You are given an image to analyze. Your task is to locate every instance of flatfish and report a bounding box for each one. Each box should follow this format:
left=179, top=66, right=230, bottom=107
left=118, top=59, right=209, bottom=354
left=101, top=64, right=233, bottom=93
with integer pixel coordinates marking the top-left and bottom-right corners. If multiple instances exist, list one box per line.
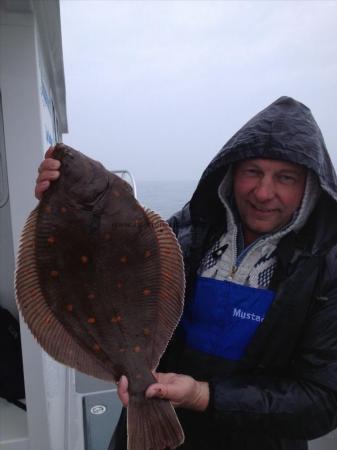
left=15, top=144, right=185, bottom=450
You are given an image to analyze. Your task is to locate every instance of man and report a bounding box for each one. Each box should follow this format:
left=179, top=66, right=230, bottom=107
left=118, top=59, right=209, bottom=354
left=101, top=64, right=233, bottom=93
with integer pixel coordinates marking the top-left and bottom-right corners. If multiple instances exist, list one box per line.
left=36, top=97, right=337, bottom=449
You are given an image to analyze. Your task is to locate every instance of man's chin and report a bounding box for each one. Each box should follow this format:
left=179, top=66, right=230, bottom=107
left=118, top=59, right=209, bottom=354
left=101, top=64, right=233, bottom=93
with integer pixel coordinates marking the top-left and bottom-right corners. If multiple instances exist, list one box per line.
left=246, top=221, right=279, bottom=236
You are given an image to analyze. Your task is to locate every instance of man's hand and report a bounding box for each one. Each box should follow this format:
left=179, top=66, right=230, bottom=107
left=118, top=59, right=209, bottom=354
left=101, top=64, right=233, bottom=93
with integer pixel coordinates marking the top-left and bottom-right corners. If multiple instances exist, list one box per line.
left=35, top=146, right=61, bottom=199
left=117, top=373, right=209, bottom=412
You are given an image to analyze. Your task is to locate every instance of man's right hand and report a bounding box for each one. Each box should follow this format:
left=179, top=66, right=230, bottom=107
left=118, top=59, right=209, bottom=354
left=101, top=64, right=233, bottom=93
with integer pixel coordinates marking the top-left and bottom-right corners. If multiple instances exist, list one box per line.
left=117, top=372, right=209, bottom=411
left=35, top=146, right=61, bottom=200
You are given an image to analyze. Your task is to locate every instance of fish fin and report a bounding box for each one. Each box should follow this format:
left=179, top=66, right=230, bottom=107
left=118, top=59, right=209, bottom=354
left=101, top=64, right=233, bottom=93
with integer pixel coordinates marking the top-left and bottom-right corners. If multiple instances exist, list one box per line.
left=144, top=209, right=185, bottom=369
left=15, top=208, right=114, bottom=381
left=127, top=397, right=184, bottom=450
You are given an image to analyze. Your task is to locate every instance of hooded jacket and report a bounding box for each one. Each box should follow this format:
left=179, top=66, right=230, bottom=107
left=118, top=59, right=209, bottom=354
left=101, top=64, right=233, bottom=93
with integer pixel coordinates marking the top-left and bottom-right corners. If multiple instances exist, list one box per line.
left=111, top=97, right=337, bottom=450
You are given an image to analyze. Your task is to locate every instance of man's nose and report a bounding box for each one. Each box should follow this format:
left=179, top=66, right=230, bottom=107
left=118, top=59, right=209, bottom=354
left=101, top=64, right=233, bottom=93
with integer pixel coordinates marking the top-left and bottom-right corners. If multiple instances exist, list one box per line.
left=253, top=178, right=275, bottom=202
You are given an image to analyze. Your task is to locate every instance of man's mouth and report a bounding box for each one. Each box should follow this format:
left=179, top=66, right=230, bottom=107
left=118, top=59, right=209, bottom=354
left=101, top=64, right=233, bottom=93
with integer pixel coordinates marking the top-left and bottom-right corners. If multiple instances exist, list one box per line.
left=250, top=203, right=278, bottom=213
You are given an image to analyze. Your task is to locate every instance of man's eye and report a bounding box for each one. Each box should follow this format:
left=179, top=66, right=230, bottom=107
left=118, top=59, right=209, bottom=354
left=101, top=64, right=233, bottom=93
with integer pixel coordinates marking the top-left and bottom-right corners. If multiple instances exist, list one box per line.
left=244, top=169, right=259, bottom=177
left=278, top=175, right=296, bottom=184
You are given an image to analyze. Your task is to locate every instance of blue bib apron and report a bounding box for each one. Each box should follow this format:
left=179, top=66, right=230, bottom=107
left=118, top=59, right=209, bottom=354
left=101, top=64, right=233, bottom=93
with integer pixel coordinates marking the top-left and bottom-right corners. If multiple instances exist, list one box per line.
left=180, top=276, right=275, bottom=361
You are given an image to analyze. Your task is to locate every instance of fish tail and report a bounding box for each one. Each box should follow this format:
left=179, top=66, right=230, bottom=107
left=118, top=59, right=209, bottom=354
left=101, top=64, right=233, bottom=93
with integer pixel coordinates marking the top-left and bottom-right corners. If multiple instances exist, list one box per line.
left=127, top=397, right=184, bottom=450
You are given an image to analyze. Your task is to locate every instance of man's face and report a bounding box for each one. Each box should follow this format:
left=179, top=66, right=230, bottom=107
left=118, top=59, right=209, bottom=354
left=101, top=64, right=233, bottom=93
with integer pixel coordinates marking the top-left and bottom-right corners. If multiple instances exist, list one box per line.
left=233, top=159, right=307, bottom=244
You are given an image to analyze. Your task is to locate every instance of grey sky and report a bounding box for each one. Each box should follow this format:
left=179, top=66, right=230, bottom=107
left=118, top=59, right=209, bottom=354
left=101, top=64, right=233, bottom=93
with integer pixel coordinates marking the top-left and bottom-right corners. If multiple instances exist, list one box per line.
left=60, top=0, right=337, bottom=182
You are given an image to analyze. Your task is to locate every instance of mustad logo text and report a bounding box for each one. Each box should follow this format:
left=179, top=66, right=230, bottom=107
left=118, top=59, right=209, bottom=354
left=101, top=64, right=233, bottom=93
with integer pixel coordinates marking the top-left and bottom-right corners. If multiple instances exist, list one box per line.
left=233, top=308, right=264, bottom=323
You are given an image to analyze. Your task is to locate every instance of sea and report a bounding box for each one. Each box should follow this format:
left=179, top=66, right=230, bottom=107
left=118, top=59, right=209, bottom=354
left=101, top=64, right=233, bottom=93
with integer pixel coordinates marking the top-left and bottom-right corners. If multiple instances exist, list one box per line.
left=136, top=180, right=198, bottom=220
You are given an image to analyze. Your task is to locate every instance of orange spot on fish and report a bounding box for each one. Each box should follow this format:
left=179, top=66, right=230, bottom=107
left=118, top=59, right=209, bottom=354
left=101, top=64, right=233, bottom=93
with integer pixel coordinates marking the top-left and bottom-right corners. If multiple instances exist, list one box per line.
left=93, top=344, right=100, bottom=352
left=50, top=270, right=59, bottom=278
left=133, top=346, right=141, bottom=353
left=88, top=293, right=96, bottom=300
left=47, top=236, right=56, bottom=245
left=143, top=289, right=151, bottom=296
left=87, top=317, right=96, bottom=324
left=60, top=207, right=67, bottom=213
left=81, top=255, right=89, bottom=264
left=143, top=328, right=150, bottom=336
left=120, top=256, right=127, bottom=263
left=144, top=250, right=151, bottom=258
left=66, top=304, right=73, bottom=312
left=111, top=315, right=122, bottom=323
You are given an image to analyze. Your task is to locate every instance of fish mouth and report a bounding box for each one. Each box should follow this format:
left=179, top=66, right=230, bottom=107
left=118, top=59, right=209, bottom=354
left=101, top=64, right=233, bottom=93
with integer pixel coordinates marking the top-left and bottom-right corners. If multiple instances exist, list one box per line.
left=62, top=162, right=110, bottom=209
left=71, top=179, right=110, bottom=211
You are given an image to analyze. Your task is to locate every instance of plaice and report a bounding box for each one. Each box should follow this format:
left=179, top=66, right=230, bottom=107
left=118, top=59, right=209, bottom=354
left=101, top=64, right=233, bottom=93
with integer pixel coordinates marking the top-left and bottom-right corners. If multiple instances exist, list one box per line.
left=15, top=144, right=185, bottom=450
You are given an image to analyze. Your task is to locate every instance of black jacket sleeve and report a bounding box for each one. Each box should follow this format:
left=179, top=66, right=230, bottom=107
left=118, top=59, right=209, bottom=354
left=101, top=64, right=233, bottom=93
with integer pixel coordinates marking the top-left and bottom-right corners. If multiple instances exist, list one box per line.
left=209, top=374, right=337, bottom=440
left=209, top=248, right=337, bottom=440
